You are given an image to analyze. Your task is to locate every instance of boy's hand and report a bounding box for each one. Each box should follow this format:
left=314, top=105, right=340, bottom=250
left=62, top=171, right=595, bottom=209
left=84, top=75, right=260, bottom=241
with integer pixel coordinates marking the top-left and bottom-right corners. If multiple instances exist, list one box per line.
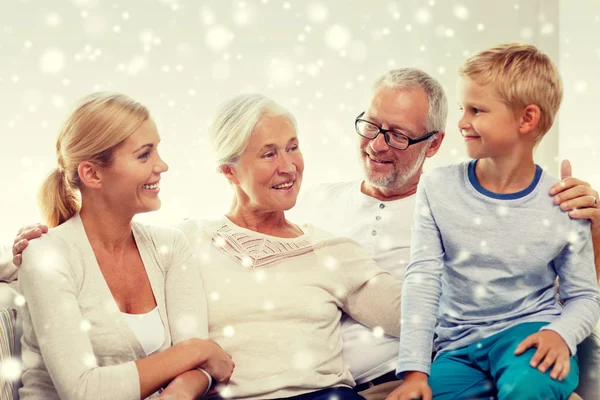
left=550, top=159, right=599, bottom=235
left=385, top=371, right=431, bottom=400
left=12, top=223, right=48, bottom=266
left=514, top=330, right=571, bottom=381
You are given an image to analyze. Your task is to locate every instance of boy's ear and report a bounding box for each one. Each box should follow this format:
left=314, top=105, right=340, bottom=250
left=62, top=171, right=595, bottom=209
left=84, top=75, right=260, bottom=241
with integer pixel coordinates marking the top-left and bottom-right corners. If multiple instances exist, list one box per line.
left=78, top=161, right=103, bottom=189
left=519, top=104, right=541, bottom=136
left=220, top=164, right=240, bottom=185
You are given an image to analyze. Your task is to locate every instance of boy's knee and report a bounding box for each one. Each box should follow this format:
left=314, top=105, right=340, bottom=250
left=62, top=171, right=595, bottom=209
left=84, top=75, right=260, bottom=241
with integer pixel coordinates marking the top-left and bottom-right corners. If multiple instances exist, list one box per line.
left=498, top=368, right=577, bottom=400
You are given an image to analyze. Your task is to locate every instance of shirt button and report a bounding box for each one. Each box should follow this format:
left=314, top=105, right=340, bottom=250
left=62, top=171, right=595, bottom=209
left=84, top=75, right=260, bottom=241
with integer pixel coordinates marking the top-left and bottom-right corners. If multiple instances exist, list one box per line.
left=371, top=230, right=377, bottom=236
left=376, top=216, right=381, bottom=221
left=379, top=203, right=385, bottom=209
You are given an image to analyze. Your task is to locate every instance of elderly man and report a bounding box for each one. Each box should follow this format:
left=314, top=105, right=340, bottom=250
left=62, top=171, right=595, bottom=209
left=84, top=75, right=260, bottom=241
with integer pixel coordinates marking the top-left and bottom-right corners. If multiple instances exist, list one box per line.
left=293, top=68, right=600, bottom=400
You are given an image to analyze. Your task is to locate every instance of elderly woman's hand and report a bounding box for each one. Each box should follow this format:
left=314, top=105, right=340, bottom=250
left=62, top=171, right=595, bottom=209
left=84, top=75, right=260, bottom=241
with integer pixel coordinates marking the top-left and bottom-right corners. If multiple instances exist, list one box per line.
left=550, top=160, right=599, bottom=235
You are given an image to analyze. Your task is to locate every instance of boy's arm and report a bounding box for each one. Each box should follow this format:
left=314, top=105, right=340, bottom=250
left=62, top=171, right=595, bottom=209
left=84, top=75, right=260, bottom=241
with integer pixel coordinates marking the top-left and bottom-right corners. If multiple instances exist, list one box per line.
left=397, top=179, right=445, bottom=377
left=542, top=218, right=600, bottom=355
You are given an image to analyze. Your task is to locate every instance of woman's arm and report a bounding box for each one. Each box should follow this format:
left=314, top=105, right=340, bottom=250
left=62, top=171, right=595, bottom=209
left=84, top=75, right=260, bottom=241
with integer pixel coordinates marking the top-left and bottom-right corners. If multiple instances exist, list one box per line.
left=19, top=237, right=214, bottom=400
left=158, top=228, right=234, bottom=396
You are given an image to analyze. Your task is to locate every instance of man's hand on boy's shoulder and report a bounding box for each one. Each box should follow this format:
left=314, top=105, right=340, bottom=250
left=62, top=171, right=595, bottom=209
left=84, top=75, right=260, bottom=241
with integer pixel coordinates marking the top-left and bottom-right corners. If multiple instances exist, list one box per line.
left=550, top=159, right=599, bottom=235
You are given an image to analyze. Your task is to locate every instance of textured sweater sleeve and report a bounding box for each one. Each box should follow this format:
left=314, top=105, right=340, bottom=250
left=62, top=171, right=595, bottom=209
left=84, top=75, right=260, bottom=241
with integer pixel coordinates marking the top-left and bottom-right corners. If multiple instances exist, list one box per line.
left=161, top=228, right=209, bottom=343
left=397, top=178, right=444, bottom=377
left=321, top=236, right=402, bottom=337
left=19, top=237, right=140, bottom=400
left=0, top=244, right=19, bottom=283
left=542, top=218, right=600, bottom=355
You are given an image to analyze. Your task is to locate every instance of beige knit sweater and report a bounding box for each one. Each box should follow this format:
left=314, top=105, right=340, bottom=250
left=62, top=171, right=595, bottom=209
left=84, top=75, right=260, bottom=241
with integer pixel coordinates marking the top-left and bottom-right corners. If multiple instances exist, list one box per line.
left=178, top=217, right=402, bottom=400
left=18, top=214, right=208, bottom=400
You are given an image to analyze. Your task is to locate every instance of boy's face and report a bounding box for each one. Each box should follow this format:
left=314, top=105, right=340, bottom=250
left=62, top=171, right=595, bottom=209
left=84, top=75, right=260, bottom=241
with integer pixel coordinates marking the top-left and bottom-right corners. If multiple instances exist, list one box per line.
left=456, top=77, right=521, bottom=159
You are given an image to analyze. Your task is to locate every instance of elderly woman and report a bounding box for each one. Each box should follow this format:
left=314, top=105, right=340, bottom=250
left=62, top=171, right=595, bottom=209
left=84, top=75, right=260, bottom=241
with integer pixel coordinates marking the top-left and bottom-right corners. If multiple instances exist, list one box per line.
left=162, top=94, right=401, bottom=400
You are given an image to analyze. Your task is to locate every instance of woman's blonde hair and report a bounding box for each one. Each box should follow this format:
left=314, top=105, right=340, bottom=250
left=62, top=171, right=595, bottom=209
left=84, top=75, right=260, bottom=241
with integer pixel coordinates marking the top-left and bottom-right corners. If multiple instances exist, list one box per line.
left=40, top=92, right=149, bottom=227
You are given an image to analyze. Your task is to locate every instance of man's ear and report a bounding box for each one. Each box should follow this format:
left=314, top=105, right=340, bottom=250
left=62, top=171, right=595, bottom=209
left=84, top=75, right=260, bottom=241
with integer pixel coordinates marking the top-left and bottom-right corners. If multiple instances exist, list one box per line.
left=425, top=132, right=445, bottom=158
left=220, top=164, right=240, bottom=185
left=78, top=161, right=103, bottom=189
left=519, top=104, right=541, bottom=136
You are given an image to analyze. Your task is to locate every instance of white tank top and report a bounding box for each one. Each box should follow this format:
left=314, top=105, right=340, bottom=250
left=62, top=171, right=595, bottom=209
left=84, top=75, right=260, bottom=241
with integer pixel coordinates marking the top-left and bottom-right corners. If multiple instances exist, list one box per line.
left=121, top=307, right=165, bottom=355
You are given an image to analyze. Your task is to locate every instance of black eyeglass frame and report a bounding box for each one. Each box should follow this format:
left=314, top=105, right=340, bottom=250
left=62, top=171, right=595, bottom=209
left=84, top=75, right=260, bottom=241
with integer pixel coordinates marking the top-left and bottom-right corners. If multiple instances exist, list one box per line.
left=355, top=111, right=439, bottom=150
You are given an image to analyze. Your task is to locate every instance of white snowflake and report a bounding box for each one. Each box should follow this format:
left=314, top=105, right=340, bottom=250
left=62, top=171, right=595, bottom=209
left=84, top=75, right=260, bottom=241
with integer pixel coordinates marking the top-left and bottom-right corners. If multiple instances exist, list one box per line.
left=541, top=22, right=555, bottom=35
left=574, top=80, right=588, bottom=95
left=324, top=25, right=351, bottom=50
left=263, top=300, right=274, bottom=311
left=39, top=48, right=66, bottom=75
left=45, top=12, right=62, bottom=27
left=210, top=291, right=220, bottom=301
left=205, top=25, right=234, bottom=51
left=324, top=255, right=339, bottom=270
left=453, top=5, right=470, bottom=20
left=80, top=319, right=91, bottom=332
left=83, top=353, right=97, bottom=368
left=415, top=9, right=431, bottom=24
left=292, top=349, right=314, bottom=370
left=306, top=3, right=328, bottom=24
left=214, top=319, right=237, bottom=338
left=372, top=326, right=384, bottom=338
left=14, top=295, right=26, bottom=307
left=0, top=358, right=22, bottom=382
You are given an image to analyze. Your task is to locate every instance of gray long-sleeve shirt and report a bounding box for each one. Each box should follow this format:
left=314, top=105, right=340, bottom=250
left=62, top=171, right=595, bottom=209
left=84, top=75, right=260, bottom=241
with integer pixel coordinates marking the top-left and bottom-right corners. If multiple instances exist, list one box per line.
left=397, top=161, right=600, bottom=376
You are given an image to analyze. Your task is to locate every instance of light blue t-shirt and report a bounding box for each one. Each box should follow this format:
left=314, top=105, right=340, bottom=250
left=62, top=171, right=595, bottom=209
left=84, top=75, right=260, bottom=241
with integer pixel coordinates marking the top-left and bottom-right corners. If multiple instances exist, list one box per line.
left=397, top=160, right=600, bottom=376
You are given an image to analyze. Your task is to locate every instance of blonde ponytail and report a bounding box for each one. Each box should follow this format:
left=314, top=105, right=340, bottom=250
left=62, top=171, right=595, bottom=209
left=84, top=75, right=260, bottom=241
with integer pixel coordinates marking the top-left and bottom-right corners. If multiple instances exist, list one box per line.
left=39, top=168, right=81, bottom=228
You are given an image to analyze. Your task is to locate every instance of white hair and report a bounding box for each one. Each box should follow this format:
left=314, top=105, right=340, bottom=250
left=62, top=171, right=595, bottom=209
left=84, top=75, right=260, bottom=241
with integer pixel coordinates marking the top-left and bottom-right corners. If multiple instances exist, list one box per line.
left=211, top=93, right=297, bottom=170
left=372, top=68, right=448, bottom=133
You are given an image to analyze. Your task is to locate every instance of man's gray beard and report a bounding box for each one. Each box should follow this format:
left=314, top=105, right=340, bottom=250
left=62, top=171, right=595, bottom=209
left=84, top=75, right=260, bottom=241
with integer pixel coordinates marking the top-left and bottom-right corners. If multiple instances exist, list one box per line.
left=362, top=146, right=428, bottom=191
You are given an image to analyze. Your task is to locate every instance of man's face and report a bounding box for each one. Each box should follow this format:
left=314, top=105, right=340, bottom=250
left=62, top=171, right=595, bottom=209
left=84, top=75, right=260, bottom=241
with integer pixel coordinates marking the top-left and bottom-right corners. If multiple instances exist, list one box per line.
left=359, top=85, right=433, bottom=190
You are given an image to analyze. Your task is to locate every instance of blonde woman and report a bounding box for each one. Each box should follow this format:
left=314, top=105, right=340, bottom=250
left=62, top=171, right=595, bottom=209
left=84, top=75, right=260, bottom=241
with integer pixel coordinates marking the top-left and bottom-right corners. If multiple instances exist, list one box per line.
left=16, top=93, right=233, bottom=400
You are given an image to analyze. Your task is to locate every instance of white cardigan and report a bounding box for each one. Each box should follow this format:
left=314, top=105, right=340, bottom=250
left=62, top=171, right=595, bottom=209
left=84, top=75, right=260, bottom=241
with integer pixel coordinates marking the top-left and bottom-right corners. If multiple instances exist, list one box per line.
left=18, top=214, right=208, bottom=400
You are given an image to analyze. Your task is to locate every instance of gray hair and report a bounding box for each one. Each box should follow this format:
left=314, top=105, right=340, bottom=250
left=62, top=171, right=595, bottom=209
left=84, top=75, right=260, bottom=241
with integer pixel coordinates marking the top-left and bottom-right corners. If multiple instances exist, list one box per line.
left=372, top=68, right=448, bottom=133
left=211, top=93, right=297, bottom=170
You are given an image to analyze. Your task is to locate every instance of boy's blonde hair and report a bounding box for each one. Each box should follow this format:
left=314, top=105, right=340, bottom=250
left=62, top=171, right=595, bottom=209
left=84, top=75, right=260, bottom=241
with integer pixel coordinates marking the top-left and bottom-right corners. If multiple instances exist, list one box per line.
left=458, top=43, right=563, bottom=140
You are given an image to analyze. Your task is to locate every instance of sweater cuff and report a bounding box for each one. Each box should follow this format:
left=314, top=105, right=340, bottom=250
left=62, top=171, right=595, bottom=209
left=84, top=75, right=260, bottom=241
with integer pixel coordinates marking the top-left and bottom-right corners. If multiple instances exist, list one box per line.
left=395, top=361, right=431, bottom=379
left=196, top=368, right=213, bottom=396
left=540, top=325, right=577, bottom=356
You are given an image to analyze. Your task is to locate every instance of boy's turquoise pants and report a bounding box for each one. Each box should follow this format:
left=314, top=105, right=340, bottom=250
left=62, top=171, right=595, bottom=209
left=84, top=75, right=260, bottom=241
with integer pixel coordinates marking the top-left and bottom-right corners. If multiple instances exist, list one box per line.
left=429, top=322, right=579, bottom=400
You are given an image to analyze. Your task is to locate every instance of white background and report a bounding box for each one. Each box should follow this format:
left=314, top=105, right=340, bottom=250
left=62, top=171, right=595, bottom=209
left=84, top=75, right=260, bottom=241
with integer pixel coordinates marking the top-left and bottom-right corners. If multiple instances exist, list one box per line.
left=0, top=0, right=598, bottom=244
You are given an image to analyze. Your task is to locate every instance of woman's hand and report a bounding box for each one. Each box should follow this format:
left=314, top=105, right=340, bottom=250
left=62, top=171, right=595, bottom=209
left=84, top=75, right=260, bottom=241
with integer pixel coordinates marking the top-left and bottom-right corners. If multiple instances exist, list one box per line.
left=192, top=339, right=235, bottom=384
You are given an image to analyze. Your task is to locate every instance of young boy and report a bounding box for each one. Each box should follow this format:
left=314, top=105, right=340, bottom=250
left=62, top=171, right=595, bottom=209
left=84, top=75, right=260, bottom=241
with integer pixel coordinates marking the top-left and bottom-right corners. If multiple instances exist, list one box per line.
left=388, top=43, right=600, bottom=400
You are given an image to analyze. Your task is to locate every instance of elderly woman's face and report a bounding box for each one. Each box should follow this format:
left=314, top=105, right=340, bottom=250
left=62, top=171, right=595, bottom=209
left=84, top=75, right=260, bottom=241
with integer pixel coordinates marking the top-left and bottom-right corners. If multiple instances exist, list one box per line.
left=232, top=114, right=304, bottom=212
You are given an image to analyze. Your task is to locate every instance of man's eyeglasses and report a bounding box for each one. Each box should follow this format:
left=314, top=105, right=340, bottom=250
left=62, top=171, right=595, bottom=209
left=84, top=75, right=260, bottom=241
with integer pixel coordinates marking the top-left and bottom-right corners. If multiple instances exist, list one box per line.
left=355, top=112, right=438, bottom=150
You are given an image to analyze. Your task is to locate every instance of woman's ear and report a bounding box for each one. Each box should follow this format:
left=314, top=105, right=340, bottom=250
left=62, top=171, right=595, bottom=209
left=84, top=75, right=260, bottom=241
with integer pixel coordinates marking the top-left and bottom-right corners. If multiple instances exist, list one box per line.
left=78, top=161, right=103, bottom=189
left=519, top=104, right=541, bottom=136
left=220, top=164, right=240, bottom=185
